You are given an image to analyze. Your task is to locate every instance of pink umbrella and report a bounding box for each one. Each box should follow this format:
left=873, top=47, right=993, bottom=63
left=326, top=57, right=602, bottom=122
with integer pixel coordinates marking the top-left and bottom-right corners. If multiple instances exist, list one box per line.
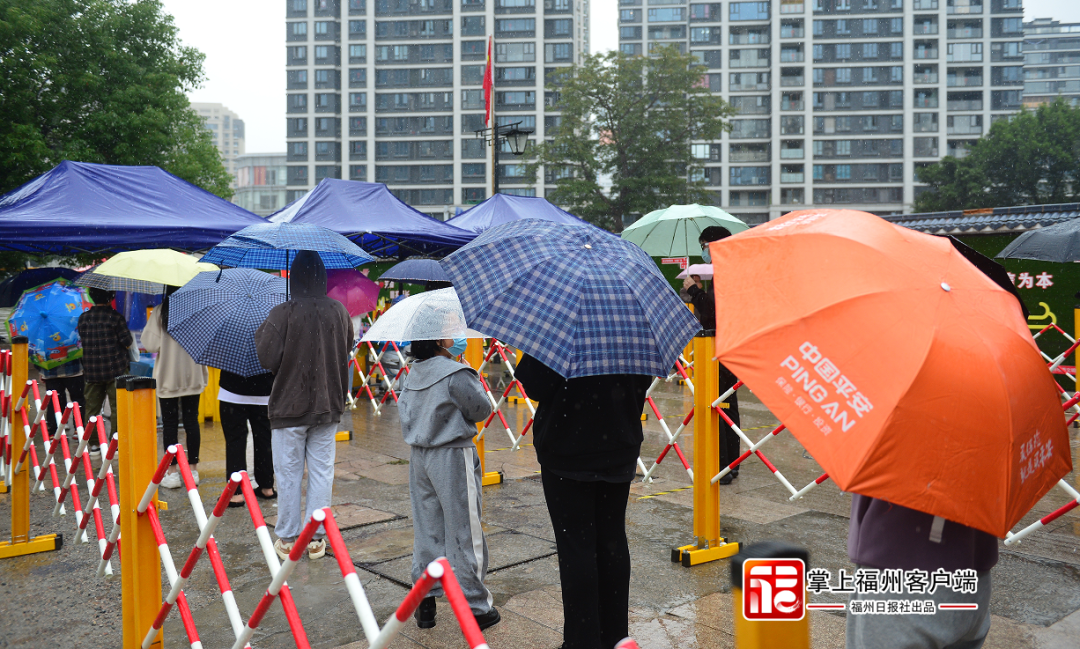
left=327, top=269, right=380, bottom=316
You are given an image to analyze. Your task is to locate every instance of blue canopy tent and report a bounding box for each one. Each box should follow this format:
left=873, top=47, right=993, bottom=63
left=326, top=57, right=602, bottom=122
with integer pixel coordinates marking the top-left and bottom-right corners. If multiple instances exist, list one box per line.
left=268, top=179, right=475, bottom=258
left=447, top=194, right=595, bottom=234
left=0, top=161, right=265, bottom=254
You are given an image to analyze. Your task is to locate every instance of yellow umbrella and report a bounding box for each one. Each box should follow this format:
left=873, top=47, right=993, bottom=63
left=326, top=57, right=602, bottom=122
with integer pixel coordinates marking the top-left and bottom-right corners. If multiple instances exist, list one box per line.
left=79, top=249, right=218, bottom=292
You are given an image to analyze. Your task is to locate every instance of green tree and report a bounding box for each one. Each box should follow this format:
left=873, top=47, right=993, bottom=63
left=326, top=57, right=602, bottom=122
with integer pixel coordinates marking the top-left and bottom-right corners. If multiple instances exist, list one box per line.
left=526, top=47, right=736, bottom=231
left=914, top=99, right=1080, bottom=212
left=0, top=0, right=232, bottom=198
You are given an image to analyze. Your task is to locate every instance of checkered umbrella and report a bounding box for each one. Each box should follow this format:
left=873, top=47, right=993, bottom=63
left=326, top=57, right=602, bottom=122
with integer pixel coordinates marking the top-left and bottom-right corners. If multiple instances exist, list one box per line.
left=440, top=220, right=702, bottom=378
left=200, top=222, right=375, bottom=269
left=166, top=269, right=287, bottom=377
left=75, top=265, right=165, bottom=294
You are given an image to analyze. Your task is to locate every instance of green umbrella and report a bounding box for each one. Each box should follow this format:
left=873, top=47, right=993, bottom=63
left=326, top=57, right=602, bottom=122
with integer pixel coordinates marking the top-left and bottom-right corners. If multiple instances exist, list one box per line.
left=620, top=204, right=748, bottom=257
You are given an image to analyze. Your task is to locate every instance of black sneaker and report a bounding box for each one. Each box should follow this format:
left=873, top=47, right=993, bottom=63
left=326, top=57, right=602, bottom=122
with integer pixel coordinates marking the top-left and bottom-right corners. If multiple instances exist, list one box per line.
left=718, top=473, right=735, bottom=485
left=415, top=596, right=436, bottom=629
left=474, top=607, right=500, bottom=630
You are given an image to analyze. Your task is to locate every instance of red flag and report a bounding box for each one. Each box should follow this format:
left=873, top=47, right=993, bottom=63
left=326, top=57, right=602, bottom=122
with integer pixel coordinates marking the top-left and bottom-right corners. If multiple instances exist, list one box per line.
left=483, top=36, right=494, bottom=126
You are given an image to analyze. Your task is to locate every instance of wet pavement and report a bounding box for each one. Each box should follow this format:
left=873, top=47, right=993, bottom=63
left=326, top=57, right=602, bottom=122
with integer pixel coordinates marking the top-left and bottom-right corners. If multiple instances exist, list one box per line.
left=1, top=376, right=1079, bottom=648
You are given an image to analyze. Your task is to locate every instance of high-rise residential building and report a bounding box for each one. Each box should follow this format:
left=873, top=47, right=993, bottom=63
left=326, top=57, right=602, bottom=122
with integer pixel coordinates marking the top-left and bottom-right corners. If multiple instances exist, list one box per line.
left=1023, top=18, right=1080, bottom=108
left=284, top=0, right=589, bottom=219
left=192, top=102, right=247, bottom=182
left=619, top=0, right=1024, bottom=223
left=232, top=153, right=289, bottom=216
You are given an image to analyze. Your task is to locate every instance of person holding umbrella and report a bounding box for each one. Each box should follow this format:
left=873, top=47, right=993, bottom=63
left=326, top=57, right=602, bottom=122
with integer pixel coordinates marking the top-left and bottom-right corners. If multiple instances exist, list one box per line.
left=165, top=268, right=290, bottom=506
left=364, top=287, right=498, bottom=631
left=77, top=288, right=134, bottom=448
left=142, top=286, right=209, bottom=487
left=256, top=251, right=353, bottom=561
left=681, top=225, right=742, bottom=485
left=441, top=220, right=701, bottom=649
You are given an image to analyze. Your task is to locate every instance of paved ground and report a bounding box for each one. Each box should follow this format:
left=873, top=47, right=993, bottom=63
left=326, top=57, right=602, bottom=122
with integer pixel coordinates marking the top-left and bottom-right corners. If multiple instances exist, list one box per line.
left=1, top=375, right=1079, bottom=649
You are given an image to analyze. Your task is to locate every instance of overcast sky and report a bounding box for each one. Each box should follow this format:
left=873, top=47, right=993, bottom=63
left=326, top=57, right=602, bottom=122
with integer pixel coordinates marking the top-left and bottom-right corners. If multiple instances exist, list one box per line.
left=161, top=0, right=1080, bottom=154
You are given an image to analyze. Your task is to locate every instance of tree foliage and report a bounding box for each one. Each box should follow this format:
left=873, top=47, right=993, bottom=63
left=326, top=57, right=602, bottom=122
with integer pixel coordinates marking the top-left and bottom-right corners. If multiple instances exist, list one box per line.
left=0, top=0, right=232, bottom=198
left=914, top=99, right=1080, bottom=212
left=526, top=47, right=736, bottom=231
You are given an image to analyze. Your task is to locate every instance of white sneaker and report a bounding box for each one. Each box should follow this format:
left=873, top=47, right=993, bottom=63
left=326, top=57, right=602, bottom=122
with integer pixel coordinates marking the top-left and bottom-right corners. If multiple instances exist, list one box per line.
left=307, top=538, right=326, bottom=560
left=190, top=469, right=200, bottom=486
left=159, top=471, right=182, bottom=489
left=274, top=538, right=294, bottom=561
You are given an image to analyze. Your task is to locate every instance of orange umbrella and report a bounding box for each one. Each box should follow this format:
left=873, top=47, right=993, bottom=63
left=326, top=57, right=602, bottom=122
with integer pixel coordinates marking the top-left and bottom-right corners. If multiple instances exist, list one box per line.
left=709, top=208, right=1072, bottom=538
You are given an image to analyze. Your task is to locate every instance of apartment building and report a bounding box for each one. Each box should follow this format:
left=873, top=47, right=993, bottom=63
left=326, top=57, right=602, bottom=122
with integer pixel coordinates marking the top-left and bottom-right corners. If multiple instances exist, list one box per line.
left=232, top=153, right=289, bottom=217
left=192, top=102, right=247, bottom=182
left=619, top=0, right=1024, bottom=223
left=284, top=0, right=588, bottom=219
left=1023, top=18, right=1080, bottom=108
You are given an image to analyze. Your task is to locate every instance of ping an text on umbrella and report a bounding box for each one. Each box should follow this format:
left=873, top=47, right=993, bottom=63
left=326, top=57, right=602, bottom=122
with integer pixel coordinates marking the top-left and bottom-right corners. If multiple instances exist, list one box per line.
left=1018, top=430, right=1055, bottom=484
left=778, top=342, right=875, bottom=435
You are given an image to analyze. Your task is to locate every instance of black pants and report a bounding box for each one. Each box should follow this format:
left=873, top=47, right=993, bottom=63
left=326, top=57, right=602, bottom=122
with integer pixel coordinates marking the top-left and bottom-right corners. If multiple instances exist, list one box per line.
left=219, top=401, right=274, bottom=489
left=718, top=363, right=742, bottom=472
left=43, top=375, right=86, bottom=437
left=160, top=394, right=201, bottom=465
left=541, top=472, right=632, bottom=649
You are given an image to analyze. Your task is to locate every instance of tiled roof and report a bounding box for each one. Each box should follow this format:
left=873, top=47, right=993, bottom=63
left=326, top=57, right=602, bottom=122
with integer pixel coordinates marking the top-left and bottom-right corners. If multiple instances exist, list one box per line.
left=884, top=204, right=1080, bottom=235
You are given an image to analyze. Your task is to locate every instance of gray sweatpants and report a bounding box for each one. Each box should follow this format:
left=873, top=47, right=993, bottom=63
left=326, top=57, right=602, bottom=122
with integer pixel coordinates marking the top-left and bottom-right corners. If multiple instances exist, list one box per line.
left=847, top=568, right=992, bottom=649
left=410, top=445, right=493, bottom=614
left=272, top=422, right=337, bottom=542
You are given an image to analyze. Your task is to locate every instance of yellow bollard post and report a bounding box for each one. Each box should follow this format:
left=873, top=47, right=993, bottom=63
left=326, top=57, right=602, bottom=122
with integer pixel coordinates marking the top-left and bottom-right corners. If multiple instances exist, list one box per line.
left=0, top=337, right=62, bottom=558
left=731, top=542, right=811, bottom=649
left=117, top=377, right=163, bottom=649
left=671, top=332, right=739, bottom=567
left=466, top=339, right=503, bottom=486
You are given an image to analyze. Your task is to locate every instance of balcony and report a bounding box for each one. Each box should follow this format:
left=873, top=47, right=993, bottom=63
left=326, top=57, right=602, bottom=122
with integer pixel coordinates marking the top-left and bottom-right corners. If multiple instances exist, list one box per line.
left=946, top=0, right=982, bottom=13
left=947, top=98, right=982, bottom=110
left=947, top=122, right=983, bottom=135
left=913, top=22, right=938, bottom=35
left=781, top=49, right=804, bottom=63
left=781, top=171, right=805, bottom=183
left=780, top=0, right=803, bottom=13
left=914, top=48, right=938, bottom=60
left=914, top=71, right=939, bottom=83
left=947, top=74, right=982, bottom=87
left=780, top=72, right=804, bottom=87
left=782, top=97, right=805, bottom=110
left=780, top=147, right=805, bottom=159
left=947, top=27, right=982, bottom=39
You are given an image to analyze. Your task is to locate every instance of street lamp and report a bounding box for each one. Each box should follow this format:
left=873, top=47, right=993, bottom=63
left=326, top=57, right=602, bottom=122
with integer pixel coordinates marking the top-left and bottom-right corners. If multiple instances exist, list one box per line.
left=474, top=120, right=534, bottom=196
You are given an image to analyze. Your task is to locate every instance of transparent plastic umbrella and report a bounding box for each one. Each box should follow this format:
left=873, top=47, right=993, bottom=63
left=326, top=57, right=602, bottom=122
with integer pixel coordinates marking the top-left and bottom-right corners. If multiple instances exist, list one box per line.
left=361, top=288, right=487, bottom=342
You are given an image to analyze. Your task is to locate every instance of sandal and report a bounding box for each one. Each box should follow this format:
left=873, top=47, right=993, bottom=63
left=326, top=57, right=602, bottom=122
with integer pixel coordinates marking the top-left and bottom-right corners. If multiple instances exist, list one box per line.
left=255, top=488, right=277, bottom=500
left=228, top=496, right=246, bottom=508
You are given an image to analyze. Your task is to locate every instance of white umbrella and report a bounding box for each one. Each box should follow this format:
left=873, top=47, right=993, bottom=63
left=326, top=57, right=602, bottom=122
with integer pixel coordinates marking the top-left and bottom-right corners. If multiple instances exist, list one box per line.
left=675, top=263, right=714, bottom=280
left=362, top=288, right=488, bottom=342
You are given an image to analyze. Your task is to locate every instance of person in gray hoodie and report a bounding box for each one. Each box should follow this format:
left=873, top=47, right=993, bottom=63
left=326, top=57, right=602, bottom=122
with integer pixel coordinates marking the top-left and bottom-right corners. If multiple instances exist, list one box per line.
left=398, top=338, right=499, bottom=631
left=255, top=250, right=353, bottom=561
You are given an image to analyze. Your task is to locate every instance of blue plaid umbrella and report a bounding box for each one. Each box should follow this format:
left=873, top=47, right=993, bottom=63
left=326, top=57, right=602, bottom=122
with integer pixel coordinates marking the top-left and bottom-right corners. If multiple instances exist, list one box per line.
left=166, top=269, right=287, bottom=377
left=200, top=222, right=375, bottom=269
left=440, top=220, right=702, bottom=378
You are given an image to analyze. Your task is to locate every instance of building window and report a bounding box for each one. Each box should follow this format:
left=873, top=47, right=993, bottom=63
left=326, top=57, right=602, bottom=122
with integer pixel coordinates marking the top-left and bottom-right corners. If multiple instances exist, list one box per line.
left=729, top=2, right=770, bottom=21
left=349, top=20, right=366, bottom=38
left=349, top=92, right=368, bottom=111
left=289, top=22, right=308, bottom=40
left=545, top=43, right=572, bottom=63
left=349, top=44, right=367, bottom=63
left=288, top=141, right=308, bottom=161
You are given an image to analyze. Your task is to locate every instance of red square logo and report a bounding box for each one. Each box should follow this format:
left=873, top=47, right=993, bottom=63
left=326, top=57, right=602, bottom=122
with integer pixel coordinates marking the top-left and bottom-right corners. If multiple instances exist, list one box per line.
left=743, top=558, right=806, bottom=621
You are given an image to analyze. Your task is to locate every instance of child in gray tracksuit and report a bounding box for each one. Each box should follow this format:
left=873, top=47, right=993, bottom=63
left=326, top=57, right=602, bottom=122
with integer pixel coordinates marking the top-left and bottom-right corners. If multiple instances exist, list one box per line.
left=399, top=338, right=498, bottom=630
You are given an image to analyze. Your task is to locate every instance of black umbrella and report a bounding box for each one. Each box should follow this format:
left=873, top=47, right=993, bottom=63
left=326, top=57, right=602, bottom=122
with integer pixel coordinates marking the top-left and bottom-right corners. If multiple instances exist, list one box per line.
left=0, top=267, right=80, bottom=307
left=996, top=217, right=1080, bottom=263
left=947, top=236, right=1029, bottom=319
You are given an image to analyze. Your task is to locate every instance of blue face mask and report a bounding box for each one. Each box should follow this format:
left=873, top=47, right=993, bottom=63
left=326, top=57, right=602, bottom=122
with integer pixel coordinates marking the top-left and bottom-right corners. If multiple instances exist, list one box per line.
left=701, top=242, right=712, bottom=263
left=447, top=338, right=468, bottom=357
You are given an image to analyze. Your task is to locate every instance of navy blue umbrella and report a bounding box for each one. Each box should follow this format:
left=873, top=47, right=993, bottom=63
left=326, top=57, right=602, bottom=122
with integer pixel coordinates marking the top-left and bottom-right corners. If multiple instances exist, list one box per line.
left=379, top=259, right=450, bottom=283
left=166, top=269, right=287, bottom=377
left=200, top=222, right=375, bottom=269
left=441, top=220, right=701, bottom=379
left=0, top=268, right=79, bottom=307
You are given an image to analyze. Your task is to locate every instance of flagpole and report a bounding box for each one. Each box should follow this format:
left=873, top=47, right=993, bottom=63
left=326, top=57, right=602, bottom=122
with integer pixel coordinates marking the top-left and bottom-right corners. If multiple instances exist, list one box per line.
left=487, top=35, right=498, bottom=198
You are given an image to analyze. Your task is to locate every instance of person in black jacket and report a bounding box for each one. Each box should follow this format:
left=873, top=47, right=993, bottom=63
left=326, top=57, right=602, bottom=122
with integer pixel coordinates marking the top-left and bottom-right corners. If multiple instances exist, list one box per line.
left=681, top=226, right=742, bottom=484
left=516, top=354, right=652, bottom=649
left=219, top=369, right=277, bottom=506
